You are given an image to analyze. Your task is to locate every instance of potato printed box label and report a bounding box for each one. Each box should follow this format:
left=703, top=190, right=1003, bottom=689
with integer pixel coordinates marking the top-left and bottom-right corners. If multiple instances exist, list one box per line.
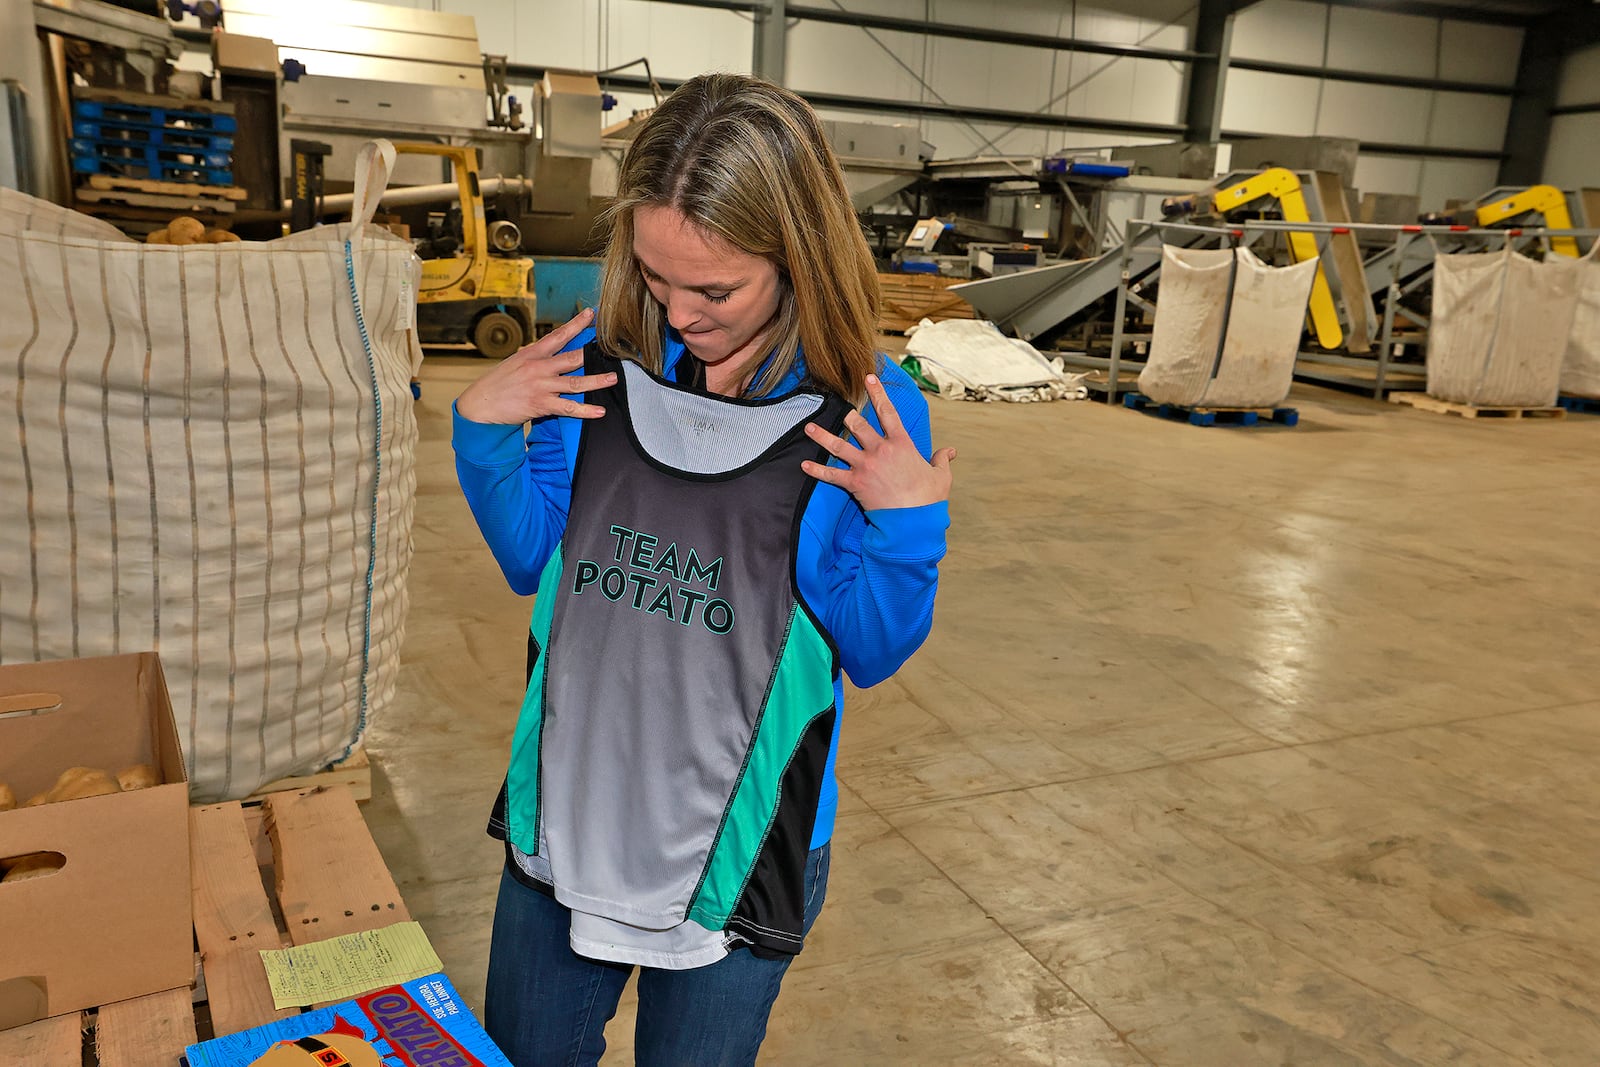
left=184, top=973, right=511, bottom=1067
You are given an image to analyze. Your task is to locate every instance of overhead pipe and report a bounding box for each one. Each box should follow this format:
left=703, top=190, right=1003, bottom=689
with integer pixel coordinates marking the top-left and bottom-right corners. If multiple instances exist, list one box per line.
left=293, top=175, right=533, bottom=216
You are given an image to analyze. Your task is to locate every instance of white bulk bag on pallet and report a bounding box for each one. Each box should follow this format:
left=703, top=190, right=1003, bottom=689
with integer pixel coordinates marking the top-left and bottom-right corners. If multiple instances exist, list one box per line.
left=0, top=141, right=422, bottom=802
left=1427, top=248, right=1579, bottom=407
left=1138, top=246, right=1317, bottom=409
left=1559, top=246, right=1600, bottom=399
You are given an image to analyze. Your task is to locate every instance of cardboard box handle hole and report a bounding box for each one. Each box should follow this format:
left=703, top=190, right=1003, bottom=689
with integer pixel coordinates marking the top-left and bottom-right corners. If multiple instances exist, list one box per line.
left=0, top=692, right=63, bottom=719
left=0, top=851, right=66, bottom=885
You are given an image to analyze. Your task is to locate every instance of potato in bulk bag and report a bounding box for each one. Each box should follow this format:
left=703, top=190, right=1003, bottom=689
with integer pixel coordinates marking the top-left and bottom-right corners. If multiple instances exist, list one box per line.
left=0, top=141, right=423, bottom=802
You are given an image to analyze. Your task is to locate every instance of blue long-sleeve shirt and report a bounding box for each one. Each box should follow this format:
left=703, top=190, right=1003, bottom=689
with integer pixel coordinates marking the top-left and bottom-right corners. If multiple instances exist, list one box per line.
left=452, top=326, right=948, bottom=847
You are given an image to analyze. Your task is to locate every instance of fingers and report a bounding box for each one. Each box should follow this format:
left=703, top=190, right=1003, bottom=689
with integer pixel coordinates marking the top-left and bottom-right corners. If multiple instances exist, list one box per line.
left=545, top=306, right=595, bottom=350
left=931, top=447, right=957, bottom=470
left=804, top=422, right=865, bottom=465
left=563, top=397, right=606, bottom=419
left=546, top=349, right=586, bottom=373
left=842, top=409, right=882, bottom=449
left=864, top=374, right=904, bottom=437
left=800, top=459, right=850, bottom=489
left=564, top=371, right=618, bottom=394
left=514, top=307, right=595, bottom=362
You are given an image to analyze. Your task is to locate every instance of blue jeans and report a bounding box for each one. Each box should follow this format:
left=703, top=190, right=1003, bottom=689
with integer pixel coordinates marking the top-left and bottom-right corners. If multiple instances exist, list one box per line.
left=484, top=845, right=830, bottom=1067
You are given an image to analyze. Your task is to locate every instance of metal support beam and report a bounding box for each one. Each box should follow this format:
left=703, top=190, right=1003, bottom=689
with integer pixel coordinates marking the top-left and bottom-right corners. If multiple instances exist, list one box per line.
left=752, top=0, right=786, bottom=84
left=783, top=4, right=1205, bottom=64
left=1184, top=0, right=1232, bottom=143
left=1499, top=24, right=1560, bottom=185
left=1228, top=57, right=1513, bottom=97
left=516, top=64, right=1190, bottom=139
left=1221, top=130, right=1501, bottom=162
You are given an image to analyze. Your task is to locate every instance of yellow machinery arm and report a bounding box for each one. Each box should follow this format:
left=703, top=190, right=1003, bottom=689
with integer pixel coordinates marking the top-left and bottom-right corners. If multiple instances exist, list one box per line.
left=1211, top=167, right=1343, bottom=350
left=1474, top=185, right=1579, bottom=258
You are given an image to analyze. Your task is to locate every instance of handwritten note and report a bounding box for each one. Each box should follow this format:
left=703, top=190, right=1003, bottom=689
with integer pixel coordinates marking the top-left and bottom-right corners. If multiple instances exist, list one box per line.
left=259, top=921, right=444, bottom=1009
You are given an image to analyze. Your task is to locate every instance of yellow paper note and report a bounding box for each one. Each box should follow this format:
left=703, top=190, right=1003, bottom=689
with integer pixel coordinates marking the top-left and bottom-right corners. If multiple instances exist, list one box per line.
left=259, top=921, right=445, bottom=1009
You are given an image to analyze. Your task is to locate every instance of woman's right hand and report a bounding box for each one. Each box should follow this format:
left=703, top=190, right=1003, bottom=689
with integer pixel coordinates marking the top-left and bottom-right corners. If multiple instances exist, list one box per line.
left=454, top=308, right=616, bottom=424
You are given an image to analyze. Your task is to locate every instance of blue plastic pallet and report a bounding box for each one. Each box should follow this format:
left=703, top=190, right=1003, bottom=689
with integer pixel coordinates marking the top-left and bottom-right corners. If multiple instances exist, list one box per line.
left=72, top=138, right=232, bottom=169
left=1556, top=394, right=1600, bottom=415
left=1123, top=392, right=1299, bottom=427
left=72, top=98, right=236, bottom=134
left=72, top=118, right=234, bottom=152
left=70, top=142, right=233, bottom=185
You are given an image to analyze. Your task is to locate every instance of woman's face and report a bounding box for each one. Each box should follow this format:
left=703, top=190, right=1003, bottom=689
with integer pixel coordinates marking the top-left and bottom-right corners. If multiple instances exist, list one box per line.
left=632, top=205, right=782, bottom=374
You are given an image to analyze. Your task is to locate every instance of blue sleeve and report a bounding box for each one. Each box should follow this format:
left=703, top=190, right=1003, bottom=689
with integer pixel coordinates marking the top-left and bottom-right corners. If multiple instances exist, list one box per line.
left=817, top=358, right=949, bottom=688
left=451, top=327, right=595, bottom=595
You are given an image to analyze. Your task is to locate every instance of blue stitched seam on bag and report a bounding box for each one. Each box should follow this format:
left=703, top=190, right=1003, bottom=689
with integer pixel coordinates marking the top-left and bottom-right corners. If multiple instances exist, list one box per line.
left=343, top=237, right=381, bottom=756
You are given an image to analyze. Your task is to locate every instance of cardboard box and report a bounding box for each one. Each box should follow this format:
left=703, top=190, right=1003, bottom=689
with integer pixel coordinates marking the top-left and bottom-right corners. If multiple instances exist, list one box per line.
left=0, top=653, right=192, bottom=1031
left=212, top=31, right=279, bottom=76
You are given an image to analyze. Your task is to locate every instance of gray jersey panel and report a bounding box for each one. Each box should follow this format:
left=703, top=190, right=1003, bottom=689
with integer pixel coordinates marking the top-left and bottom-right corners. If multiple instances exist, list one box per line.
left=619, top=361, right=824, bottom=475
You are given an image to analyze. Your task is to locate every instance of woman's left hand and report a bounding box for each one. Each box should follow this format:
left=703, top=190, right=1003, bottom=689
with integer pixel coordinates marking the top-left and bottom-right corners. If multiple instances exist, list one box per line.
left=803, top=374, right=956, bottom=510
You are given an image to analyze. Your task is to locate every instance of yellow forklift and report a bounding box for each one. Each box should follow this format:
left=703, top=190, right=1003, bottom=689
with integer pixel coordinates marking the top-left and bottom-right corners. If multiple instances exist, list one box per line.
left=396, top=143, right=537, bottom=358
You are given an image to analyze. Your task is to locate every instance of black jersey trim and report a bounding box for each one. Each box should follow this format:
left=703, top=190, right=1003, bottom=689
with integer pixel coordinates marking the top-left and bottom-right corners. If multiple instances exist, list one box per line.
left=723, top=706, right=837, bottom=955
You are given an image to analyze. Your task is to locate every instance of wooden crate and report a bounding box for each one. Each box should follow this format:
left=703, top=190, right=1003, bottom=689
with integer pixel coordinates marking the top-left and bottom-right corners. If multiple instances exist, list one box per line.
left=0, top=784, right=409, bottom=1066
left=877, top=273, right=977, bottom=334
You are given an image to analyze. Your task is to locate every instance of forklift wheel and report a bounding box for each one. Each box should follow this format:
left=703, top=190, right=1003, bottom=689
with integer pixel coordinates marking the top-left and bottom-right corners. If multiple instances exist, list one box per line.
left=473, top=311, right=525, bottom=359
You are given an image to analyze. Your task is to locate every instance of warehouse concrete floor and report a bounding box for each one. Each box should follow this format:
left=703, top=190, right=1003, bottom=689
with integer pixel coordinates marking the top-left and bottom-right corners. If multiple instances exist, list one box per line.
left=364, top=353, right=1600, bottom=1066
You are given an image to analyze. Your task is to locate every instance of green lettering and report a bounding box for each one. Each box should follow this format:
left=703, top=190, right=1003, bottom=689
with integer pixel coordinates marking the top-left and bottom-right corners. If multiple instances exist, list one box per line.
left=572, top=560, right=600, bottom=594
left=653, top=542, right=681, bottom=580
left=627, top=572, right=658, bottom=609
left=676, top=587, right=707, bottom=625
left=704, top=599, right=734, bottom=635
left=684, top=549, right=723, bottom=590
left=630, top=533, right=658, bottom=568
left=608, top=524, right=635, bottom=563
left=646, top=584, right=677, bottom=620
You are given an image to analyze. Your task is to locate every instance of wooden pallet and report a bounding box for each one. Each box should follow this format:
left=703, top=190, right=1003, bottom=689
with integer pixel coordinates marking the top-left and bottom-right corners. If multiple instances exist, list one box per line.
left=878, top=273, right=977, bottom=334
left=0, top=784, right=406, bottom=1066
left=73, top=86, right=236, bottom=117
left=1389, top=392, right=1566, bottom=420
left=84, top=173, right=247, bottom=201
left=250, top=745, right=371, bottom=802
left=1124, top=392, right=1299, bottom=427
left=75, top=187, right=237, bottom=214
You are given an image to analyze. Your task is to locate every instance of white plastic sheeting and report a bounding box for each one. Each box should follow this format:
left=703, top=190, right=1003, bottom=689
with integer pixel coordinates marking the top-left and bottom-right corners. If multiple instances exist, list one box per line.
left=1559, top=246, right=1600, bottom=399
left=1427, top=248, right=1580, bottom=407
left=0, top=142, right=422, bottom=802
left=1138, top=246, right=1317, bottom=409
left=902, top=318, right=1086, bottom=402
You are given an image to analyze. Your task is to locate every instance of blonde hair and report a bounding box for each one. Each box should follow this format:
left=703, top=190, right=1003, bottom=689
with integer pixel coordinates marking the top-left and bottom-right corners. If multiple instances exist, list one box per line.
left=597, top=73, right=879, bottom=401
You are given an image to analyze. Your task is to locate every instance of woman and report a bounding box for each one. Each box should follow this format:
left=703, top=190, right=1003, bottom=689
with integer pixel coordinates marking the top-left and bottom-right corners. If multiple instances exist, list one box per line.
left=453, top=73, right=953, bottom=1066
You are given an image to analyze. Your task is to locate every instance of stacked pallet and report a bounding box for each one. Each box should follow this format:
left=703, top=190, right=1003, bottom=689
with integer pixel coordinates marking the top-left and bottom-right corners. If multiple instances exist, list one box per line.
left=68, top=88, right=247, bottom=238
left=0, top=784, right=406, bottom=1064
left=878, top=272, right=977, bottom=334
left=71, top=88, right=237, bottom=185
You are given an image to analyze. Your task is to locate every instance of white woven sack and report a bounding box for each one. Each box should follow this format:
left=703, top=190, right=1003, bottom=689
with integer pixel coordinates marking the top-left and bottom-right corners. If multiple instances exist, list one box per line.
left=0, top=140, right=422, bottom=802
left=902, top=318, right=1084, bottom=402
left=1140, top=246, right=1315, bottom=408
left=1559, top=244, right=1600, bottom=399
left=1197, top=250, right=1317, bottom=409
left=1428, top=247, right=1579, bottom=407
left=1138, top=246, right=1232, bottom=407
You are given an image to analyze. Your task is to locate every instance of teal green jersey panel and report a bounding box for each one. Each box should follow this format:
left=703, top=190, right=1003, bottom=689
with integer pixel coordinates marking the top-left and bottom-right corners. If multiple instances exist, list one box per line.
left=689, top=607, right=836, bottom=929
left=506, top=545, right=565, bottom=857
